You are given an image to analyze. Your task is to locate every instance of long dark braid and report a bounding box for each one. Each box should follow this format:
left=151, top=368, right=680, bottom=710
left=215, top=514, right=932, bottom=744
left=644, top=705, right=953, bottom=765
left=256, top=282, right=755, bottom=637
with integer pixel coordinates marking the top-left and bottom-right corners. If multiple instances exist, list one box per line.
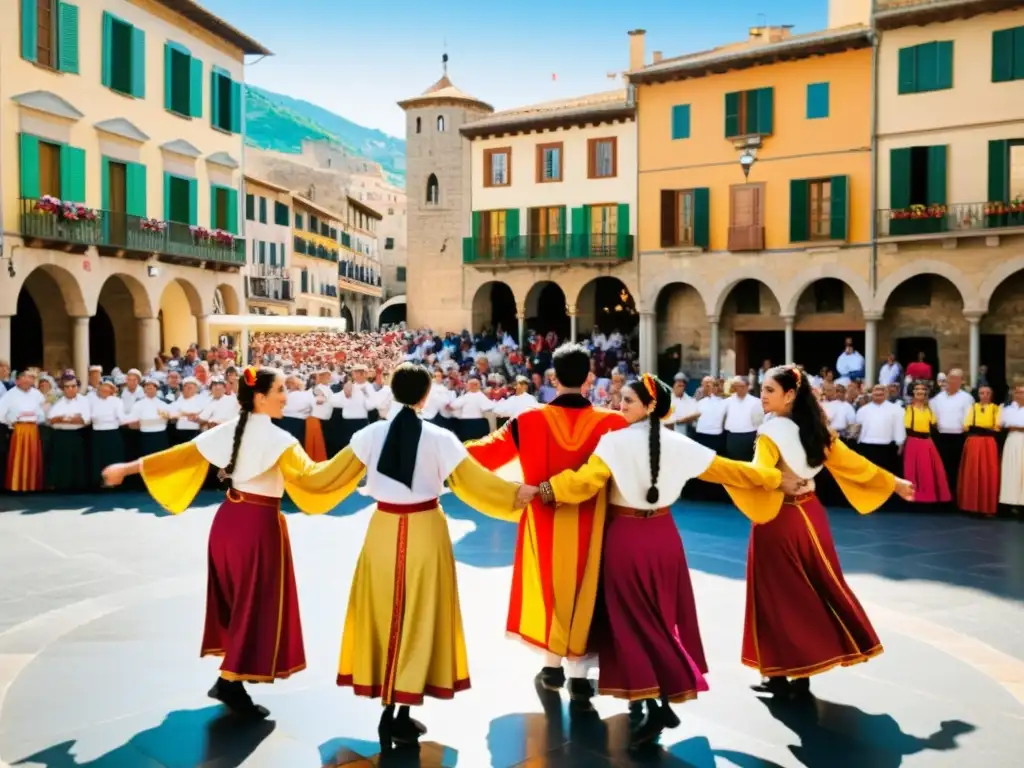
left=223, top=367, right=277, bottom=481
left=628, top=374, right=673, bottom=505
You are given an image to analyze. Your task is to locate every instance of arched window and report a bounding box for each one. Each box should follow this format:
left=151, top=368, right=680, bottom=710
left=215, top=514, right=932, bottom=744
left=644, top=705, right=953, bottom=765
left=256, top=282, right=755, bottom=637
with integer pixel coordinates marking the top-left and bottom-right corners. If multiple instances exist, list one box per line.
left=437, top=115, right=445, bottom=132
left=415, top=116, right=422, bottom=134
left=426, top=173, right=440, bottom=205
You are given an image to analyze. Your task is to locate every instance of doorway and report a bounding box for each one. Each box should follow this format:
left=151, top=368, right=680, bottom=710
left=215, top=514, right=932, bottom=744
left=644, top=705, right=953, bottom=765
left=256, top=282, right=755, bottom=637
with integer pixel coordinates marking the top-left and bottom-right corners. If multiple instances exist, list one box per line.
left=795, top=331, right=865, bottom=378
left=981, top=333, right=1007, bottom=402
left=89, top=306, right=116, bottom=373
left=107, top=160, right=128, bottom=246
left=895, top=336, right=939, bottom=376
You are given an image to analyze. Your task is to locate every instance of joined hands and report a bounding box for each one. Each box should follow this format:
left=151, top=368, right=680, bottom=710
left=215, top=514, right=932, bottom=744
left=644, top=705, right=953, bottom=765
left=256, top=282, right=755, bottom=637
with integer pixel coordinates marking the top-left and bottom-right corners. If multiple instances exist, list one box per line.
left=516, top=484, right=539, bottom=508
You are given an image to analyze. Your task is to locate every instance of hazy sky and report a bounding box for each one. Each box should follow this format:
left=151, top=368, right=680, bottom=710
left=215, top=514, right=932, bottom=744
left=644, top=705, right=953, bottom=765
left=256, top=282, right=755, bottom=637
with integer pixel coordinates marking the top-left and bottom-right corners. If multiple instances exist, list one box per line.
left=203, top=0, right=828, bottom=138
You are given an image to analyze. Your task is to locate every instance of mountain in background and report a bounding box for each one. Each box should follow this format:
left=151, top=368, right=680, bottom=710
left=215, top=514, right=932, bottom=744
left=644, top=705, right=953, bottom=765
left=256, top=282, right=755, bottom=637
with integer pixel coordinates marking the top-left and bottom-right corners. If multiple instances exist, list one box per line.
left=244, top=85, right=406, bottom=187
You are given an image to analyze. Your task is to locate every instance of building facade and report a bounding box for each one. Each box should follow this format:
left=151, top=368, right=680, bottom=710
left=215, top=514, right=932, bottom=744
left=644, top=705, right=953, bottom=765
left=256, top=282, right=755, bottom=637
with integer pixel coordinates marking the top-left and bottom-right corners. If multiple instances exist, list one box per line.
left=291, top=195, right=341, bottom=318
left=243, top=175, right=293, bottom=314
left=2, top=0, right=268, bottom=374
left=339, top=195, right=383, bottom=331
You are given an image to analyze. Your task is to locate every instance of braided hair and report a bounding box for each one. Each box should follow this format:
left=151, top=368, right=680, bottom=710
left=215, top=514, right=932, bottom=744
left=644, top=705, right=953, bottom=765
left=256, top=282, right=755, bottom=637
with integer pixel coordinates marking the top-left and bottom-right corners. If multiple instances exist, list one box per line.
left=627, top=374, right=674, bottom=504
left=223, top=367, right=277, bottom=480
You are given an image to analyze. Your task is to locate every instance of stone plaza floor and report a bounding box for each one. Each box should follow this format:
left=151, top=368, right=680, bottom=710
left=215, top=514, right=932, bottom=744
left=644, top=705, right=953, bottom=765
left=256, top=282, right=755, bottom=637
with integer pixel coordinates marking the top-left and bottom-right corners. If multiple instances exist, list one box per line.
left=0, top=488, right=1022, bottom=767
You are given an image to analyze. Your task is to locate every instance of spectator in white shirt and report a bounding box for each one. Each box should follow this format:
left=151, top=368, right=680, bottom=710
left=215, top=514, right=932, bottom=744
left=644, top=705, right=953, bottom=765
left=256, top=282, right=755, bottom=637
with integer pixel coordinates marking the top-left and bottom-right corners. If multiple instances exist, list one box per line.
left=855, top=385, right=906, bottom=487
left=836, top=337, right=866, bottom=382
left=878, top=353, right=902, bottom=387
left=687, top=377, right=728, bottom=501
left=723, top=377, right=764, bottom=462
left=669, top=373, right=699, bottom=437
left=447, top=377, right=494, bottom=441
left=929, top=368, right=974, bottom=497
left=493, top=376, right=539, bottom=424
left=821, top=383, right=857, bottom=437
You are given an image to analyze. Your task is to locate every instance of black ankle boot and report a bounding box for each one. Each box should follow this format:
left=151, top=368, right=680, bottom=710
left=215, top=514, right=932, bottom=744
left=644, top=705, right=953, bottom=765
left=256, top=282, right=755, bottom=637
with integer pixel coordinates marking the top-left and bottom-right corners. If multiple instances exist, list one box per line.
left=790, top=676, right=811, bottom=697
left=207, top=678, right=270, bottom=719
left=378, top=706, right=395, bottom=751
left=629, top=699, right=665, bottom=748
left=394, top=705, right=427, bottom=740
left=660, top=699, right=681, bottom=729
left=536, top=666, right=566, bottom=691
left=751, top=676, right=792, bottom=697
left=568, top=677, right=595, bottom=713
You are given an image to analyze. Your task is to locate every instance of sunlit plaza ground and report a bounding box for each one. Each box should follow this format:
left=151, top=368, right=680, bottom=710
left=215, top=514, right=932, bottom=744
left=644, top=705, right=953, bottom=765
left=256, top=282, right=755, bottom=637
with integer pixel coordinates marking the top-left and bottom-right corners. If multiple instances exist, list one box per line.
left=0, top=489, right=1022, bottom=767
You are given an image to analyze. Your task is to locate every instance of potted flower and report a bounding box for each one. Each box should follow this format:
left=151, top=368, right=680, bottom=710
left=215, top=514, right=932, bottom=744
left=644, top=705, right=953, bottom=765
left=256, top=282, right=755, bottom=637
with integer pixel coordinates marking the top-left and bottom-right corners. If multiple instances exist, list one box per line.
left=34, top=195, right=62, bottom=215
left=890, top=203, right=946, bottom=235
left=140, top=218, right=167, bottom=233
left=211, top=229, right=235, bottom=247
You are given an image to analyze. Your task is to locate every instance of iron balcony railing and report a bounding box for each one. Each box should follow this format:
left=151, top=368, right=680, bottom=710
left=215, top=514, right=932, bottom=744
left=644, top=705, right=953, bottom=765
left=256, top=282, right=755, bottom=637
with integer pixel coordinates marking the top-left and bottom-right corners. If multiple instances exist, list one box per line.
left=727, top=225, right=765, bottom=252
left=293, top=235, right=339, bottom=262
left=19, top=198, right=245, bottom=265
left=877, top=202, right=1024, bottom=237
left=246, top=277, right=294, bottom=302
left=339, top=261, right=382, bottom=287
left=462, top=233, right=634, bottom=264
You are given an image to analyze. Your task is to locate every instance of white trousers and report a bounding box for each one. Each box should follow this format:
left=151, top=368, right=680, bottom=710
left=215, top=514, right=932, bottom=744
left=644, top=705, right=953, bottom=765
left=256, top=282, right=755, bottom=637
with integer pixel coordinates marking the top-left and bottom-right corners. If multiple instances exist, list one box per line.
left=543, top=651, right=598, bottom=678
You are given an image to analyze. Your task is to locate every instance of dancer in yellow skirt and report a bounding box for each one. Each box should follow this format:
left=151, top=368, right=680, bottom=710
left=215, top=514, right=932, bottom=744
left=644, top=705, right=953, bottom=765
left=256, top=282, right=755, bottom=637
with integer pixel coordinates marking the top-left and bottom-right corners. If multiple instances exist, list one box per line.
left=335, top=362, right=528, bottom=751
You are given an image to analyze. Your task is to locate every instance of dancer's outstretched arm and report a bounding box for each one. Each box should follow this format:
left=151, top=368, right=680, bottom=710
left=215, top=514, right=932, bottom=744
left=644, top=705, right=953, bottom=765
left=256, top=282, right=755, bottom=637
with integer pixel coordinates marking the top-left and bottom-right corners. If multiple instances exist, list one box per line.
left=102, top=442, right=209, bottom=514
left=279, top=445, right=367, bottom=515
left=446, top=453, right=528, bottom=523
left=465, top=419, right=520, bottom=470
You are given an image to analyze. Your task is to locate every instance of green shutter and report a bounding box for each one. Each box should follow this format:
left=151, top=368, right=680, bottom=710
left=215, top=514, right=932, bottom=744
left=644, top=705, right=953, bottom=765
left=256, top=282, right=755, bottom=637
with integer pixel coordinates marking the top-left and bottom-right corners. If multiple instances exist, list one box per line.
left=724, top=92, right=739, bottom=138
left=616, top=203, right=630, bottom=235
left=616, top=203, right=630, bottom=259
left=210, top=71, right=220, bottom=127
left=988, top=140, right=1009, bottom=202
left=898, top=46, right=917, bottom=94
left=806, top=82, right=829, bottom=119
left=926, top=145, right=947, bottom=205
left=163, top=44, right=173, bottom=109
left=789, top=179, right=809, bottom=242
left=890, top=148, right=912, bottom=209
left=190, top=56, right=203, bottom=117
left=227, top=188, right=238, bottom=234
left=163, top=172, right=171, bottom=220
left=102, top=12, right=114, bottom=87
left=506, top=208, right=520, bottom=257
left=21, top=0, right=37, bottom=62
left=935, top=41, right=954, bottom=90
left=19, top=133, right=41, bottom=199
left=246, top=194, right=255, bottom=220
left=1016, top=27, right=1024, bottom=79
left=992, top=29, right=1014, bottom=82
left=57, top=3, right=80, bottom=74
left=671, top=104, right=690, bottom=140
left=462, top=235, right=475, bottom=262
left=471, top=210, right=482, bottom=240
left=259, top=197, right=267, bottom=223
left=917, top=42, right=938, bottom=92
left=130, top=26, right=145, bottom=97
left=101, top=157, right=110, bottom=210
left=60, top=145, right=86, bottom=202
left=756, top=88, right=774, bottom=134
left=230, top=80, right=242, bottom=133
left=830, top=175, right=849, bottom=241
left=126, top=162, right=147, bottom=217
left=269, top=242, right=276, bottom=266
left=188, top=178, right=198, bottom=225
left=210, top=184, right=219, bottom=227
left=693, top=188, right=710, bottom=249
left=744, top=91, right=759, bottom=135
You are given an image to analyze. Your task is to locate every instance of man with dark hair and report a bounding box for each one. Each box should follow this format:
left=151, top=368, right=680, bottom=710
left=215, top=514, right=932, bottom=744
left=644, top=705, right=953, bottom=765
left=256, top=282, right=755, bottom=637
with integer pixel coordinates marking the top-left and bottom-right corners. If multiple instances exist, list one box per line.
left=466, top=342, right=626, bottom=711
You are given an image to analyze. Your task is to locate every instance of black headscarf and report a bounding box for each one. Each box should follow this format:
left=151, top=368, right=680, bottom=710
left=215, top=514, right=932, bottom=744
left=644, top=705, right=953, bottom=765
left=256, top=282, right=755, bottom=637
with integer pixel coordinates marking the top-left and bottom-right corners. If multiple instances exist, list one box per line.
left=376, top=406, right=422, bottom=489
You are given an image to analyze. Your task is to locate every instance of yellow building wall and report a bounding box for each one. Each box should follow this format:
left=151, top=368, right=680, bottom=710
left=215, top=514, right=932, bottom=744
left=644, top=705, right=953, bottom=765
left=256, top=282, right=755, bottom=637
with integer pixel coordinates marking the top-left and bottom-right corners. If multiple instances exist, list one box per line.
left=159, top=280, right=198, bottom=352
left=2, top=0, right=245, bottom=233
left=636, top=47, right=873, bottom=252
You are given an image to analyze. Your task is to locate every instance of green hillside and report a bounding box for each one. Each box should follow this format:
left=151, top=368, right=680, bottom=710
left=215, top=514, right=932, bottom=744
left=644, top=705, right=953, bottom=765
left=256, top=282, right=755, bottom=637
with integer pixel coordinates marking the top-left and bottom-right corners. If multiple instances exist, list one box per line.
left=244, top=85, right=406, bottom=187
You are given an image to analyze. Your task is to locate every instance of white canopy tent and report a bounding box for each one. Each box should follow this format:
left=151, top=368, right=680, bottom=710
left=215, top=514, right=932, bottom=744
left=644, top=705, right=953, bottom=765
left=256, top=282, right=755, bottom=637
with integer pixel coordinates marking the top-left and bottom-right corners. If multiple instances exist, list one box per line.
left=205, top=314, right=348, bottom=365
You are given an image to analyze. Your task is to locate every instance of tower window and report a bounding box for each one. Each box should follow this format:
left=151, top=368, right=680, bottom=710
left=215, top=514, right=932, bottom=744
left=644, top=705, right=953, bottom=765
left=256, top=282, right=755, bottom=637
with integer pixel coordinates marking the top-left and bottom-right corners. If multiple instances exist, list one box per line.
left=416, top=116, right=421, bottom=134
left=437, top=115, right=445, bottom=132
left=426, top=174, right=440, bottom=205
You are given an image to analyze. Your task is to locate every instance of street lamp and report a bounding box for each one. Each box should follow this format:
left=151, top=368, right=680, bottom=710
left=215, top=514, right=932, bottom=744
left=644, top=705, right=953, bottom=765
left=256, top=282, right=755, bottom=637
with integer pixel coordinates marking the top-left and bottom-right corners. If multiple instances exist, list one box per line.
left=739, top=148, right=757, bottom=180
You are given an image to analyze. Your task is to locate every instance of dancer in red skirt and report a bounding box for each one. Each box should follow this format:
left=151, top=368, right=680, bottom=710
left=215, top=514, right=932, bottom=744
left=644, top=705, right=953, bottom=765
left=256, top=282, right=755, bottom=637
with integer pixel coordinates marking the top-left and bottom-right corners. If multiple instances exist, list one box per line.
left=957, top=387, right=1001, bottom=516
left=102, top=366, right=366, bottom=719
left=902, top=380, right=951, bottom=506
left=534, top=373, right=781, bottom=747
left=743, top=366, right=914, bottom=700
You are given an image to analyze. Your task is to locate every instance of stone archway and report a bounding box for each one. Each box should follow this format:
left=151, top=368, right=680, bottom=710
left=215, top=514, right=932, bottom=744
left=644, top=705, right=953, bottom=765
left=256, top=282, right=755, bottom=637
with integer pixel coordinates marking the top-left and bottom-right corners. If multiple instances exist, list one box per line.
left=716, top=278, right=784, bottom=376
left=213, top=282, right=241, bottom=316
left=789, top=276, right=867, bottom=376
left=158, top=278, right=204, bottom=355
left=95, top=274, right=153, bottom=372
left=471, top=281, right=516, bottom=337
left=576, top=276, right=637, bottom=337
left=378, top=295, right=407, bottom=327
left=654, top=282, right=709, bottom=380
left=979, top=266, right=1024, bottom=401
left=524, top=281, right=568, bottom=340
left=881, top=272, right=966, bottom=376
left=11, top=264, right=89, bottom=373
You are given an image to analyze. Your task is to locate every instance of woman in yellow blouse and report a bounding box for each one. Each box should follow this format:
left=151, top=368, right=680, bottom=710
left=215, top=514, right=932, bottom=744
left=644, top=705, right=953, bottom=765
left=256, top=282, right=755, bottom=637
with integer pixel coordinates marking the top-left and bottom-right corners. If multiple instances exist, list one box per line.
left=902, top=380, right=952, bottom=505
left=102, top=366, right=526, bottom=728
left=957, top=385, right=1001, bottom=516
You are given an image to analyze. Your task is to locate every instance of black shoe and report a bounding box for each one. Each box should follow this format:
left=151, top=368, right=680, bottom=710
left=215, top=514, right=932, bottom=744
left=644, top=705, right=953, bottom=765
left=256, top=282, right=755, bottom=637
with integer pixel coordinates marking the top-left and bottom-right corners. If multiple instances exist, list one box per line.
left=751, top=676, right=792, bottom=698
left=661, top=702, right=681, bottom=729
left=207, top=678, right=270, bottom=719
left=568, top=677, right=595, bottom=713
left=628, top=701, right=645, bottom=726
left=394, top=706, right=427, bottom=741
left=536, top=666, right=566, bottom=692
left=629, top=705, right=665, bottom=749
left=790, top=677, right=811, bottom=698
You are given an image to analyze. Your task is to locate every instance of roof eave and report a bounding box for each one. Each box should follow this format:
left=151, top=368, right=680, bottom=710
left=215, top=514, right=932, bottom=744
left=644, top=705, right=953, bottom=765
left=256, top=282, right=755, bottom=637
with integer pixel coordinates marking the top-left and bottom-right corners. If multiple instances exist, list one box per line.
left=460, top=104, right=635, bottom=138
left=873, top=0, right=1020, bottom=31
left=628, top=30, right=873, bottom=85
left=348, top=197, right=384, bottom=220
left=154, top=0, right=272, bottom=56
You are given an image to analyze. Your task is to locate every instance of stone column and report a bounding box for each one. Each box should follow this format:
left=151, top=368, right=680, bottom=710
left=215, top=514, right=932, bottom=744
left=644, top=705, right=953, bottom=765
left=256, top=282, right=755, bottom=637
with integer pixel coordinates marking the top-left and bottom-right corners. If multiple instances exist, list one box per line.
left=783, top=315, right=795, bottom=365
left=138, top=317, right=161, bottom=370
left=353, top=296, right=364, bottom=332
left=708, top=317, right=720, bottom=378
left=517, top=308, right=526, bottom=349
left=966, top=312, right=982, bottom=387
left=638, top=311, right=655, bottom=373
left=196, top=315, right=210, bottom=350
left=567, top=304, right=577, bottom=342
left=0, top=316, right=11, bottom=366
left=72, top=316, right=90, bottom=382
left=864, top=313, right=880, bottom=388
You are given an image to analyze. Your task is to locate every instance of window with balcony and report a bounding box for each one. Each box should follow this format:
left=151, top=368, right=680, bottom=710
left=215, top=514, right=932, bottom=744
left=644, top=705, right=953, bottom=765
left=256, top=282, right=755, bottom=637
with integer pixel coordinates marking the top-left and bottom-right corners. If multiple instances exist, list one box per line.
left=993, top=26, right=1024, bottom=82
left=660, top=188, right=709, bottom=249
left=724, top=88, right=773, bottom=138
left=476, top=209, right=508, bottom=258
left=484, top=148, right=511, bottom=187
left=789, top=176, right=848, bottom=242
left=898, top=41, right=954, bottom=94
left=587, top=138, right=617, bottom=179
left=528, top=206, right=565, bottom=257
left=295, top=212, right=303, bottom=229
left=728, top=184, right=765, bottom=251
left=103, top=12, right=144, bottom=97
left=274, top=201, right=289, bottom=226
left=536, top=143, right=563, bottom=183
left=164, top=173, right=196, bottom=225
left=18, top=133, right=85, bottom=202
left=165, top=41, right=201, bottom=117
left=21, top=0, right=79, bottom=73
left=210, top=67, right=241, bottom=133
left=210, top=185, right=237, bottom=233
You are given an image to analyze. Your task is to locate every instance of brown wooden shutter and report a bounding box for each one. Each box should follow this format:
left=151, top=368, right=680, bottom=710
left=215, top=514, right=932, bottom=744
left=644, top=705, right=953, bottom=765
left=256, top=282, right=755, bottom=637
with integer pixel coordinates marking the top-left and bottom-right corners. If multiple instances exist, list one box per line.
left=660, top=190, right=676, bottom=247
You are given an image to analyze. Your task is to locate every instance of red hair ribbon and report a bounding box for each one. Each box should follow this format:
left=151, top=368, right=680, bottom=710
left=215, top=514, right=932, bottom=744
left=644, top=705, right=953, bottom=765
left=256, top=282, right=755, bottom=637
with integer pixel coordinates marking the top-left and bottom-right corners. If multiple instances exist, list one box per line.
left=243, top=366, right=258, bottom=387
left=791, top=366, right=802, bottom=387
left=641, top=372, right=658, bottom=401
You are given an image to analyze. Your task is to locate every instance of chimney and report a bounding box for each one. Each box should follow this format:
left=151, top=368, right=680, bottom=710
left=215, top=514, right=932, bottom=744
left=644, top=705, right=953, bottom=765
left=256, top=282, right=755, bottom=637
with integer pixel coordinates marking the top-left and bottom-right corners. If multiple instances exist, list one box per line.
left=749, top=25, right=793, bottom=44
left=653, top=50, right=663, bottom=63
left=628, top=29, right=646, bottom=72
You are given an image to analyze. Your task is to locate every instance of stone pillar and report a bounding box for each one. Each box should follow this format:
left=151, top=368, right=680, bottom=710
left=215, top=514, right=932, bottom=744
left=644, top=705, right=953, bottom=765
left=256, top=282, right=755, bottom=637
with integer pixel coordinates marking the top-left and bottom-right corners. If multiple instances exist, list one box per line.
left=0, top=316, right=11, bottom=366
left=138, top=317, right=161, bottom=370
left=72, top=316, right=90, bottom=382
left=353, top=296, right=364, bottom=332
left=864, top=313, right=880, bottom=388
left=196, top=315, right=210, bottom=350
left=966, top=312, right=982, bottom=387
left=567, top=305, right=577, bottom=342
left=638, top=311, right=655, bottom=373
left=783, top=315, right=795, bottom=365
left=517, top=308, right=526, bottom=349
left=708, top=317, right=720, bottom=378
